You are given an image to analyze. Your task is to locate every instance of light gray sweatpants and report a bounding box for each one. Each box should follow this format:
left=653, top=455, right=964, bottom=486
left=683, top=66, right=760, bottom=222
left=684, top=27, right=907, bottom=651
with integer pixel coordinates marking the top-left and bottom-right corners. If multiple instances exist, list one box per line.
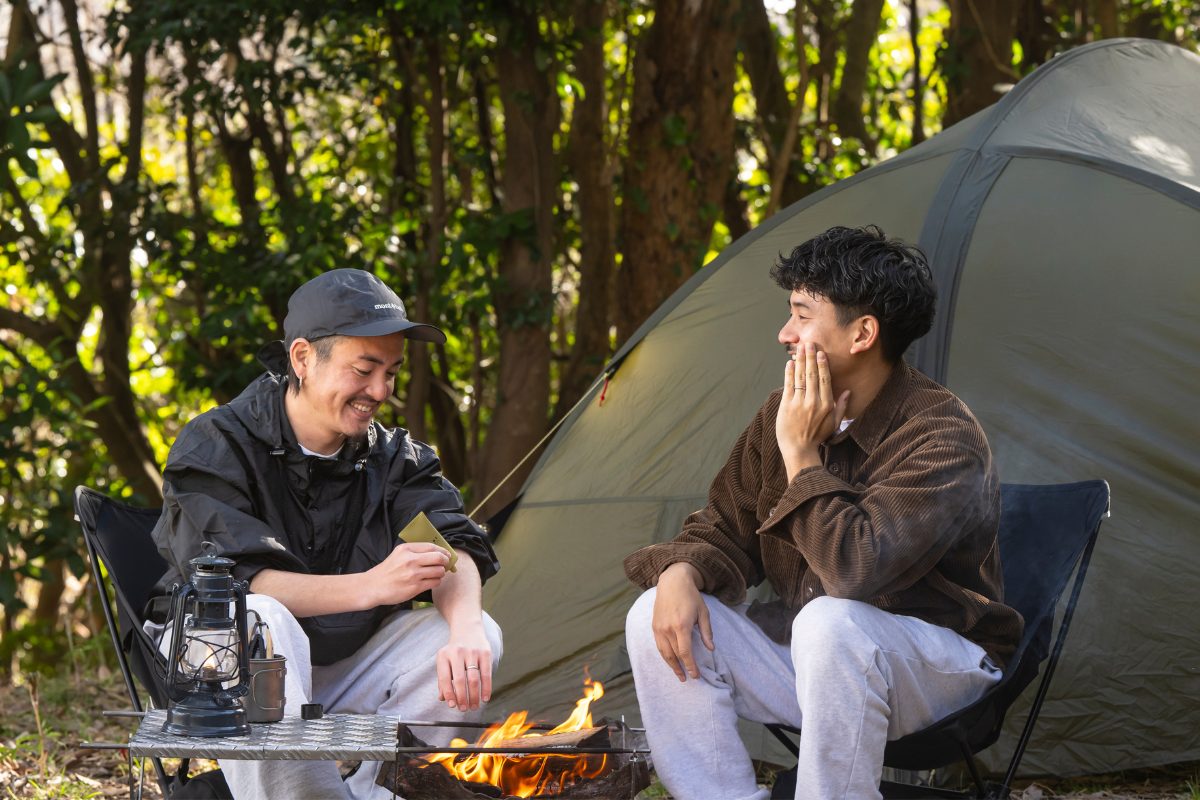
left=625, top=589, right=1000, bottom=800
left=156, top=594, right=503, bottom=800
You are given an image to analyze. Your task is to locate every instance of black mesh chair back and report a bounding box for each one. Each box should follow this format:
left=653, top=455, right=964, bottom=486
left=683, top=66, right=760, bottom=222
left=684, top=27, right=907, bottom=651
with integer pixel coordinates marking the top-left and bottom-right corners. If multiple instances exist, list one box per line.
left=76, top=486, right=232, bottom=798
left=75, top=486, right=170, bottom=711
left=770, top=480, right=1110, bottom=799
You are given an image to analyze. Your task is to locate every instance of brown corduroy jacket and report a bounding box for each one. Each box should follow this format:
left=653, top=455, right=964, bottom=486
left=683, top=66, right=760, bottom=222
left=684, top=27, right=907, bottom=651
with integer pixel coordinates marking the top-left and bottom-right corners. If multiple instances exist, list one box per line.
left=624, top=361, right=1023, bottom=668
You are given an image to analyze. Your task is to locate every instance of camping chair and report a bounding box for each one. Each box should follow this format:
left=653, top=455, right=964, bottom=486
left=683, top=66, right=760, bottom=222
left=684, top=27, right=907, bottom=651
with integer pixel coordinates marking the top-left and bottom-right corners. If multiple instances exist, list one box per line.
left=75, top=486, right=232, bottom=798
left=769, top=480, right=1110, bottom=800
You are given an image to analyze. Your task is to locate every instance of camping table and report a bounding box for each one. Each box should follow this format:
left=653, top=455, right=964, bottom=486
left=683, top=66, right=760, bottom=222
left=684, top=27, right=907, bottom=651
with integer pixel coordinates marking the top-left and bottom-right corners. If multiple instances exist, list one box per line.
left=128, top=708, right=401, bottom=761
left=117, top=709, right=403, bottom=799
left=107, top=710, right=652, bottom=798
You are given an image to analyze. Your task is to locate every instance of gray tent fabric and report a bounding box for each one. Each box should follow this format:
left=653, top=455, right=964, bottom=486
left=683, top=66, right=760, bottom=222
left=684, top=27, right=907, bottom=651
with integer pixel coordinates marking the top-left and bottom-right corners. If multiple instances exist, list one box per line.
left=481, top=38, right=1200, bottom=777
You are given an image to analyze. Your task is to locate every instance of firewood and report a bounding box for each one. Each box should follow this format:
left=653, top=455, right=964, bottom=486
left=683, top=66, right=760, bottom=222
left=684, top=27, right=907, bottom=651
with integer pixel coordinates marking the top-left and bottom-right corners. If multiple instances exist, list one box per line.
left=556, top=755, right=651, bottom=799
left=492, top=725, right=609, bottom=752
left=377, top=757, right=503, bottom=799
left=377, top=720, right=649, bottom=799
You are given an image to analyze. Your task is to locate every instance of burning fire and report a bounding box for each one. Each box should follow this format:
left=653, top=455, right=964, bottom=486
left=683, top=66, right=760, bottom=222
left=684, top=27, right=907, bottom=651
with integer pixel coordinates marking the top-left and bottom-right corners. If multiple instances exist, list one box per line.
left=425, top=678, right=609, bottom=797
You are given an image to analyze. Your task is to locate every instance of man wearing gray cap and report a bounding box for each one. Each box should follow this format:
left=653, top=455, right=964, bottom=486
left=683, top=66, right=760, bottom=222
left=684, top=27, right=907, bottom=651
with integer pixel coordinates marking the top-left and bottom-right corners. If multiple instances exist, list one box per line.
left=152, top=269, right=502, bottom=799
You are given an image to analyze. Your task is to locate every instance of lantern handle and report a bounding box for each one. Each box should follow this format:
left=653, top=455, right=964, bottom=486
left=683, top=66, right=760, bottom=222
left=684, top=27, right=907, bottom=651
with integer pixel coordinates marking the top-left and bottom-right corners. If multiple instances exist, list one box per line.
left=214, top=580, right=252, bottom=704
left=163, top=582, right=196, bottom=703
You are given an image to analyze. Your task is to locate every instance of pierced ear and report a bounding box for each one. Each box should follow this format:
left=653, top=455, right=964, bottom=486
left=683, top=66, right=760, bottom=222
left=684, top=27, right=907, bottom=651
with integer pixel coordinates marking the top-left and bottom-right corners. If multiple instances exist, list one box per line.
left=289, top=339, right=311, bottom=378
left=849, top=316, right=880, bottom=355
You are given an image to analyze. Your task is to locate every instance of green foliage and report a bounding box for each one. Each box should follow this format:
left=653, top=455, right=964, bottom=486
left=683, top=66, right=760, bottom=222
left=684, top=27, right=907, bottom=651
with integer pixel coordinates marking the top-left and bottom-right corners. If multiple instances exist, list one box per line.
left=1, top=0, right=1198, bottom=687
left=0, top=58, right=65, bottom=178
left=0, top=341, right=115, bottom=667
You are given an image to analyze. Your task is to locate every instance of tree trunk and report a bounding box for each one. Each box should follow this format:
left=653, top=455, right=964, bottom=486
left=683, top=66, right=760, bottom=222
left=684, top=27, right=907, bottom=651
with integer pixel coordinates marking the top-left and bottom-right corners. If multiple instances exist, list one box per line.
left=0, top=544, right=12, bottom=681
left=557, top=0, right=616, bottom=419
left=95, top=298, right=164, bottom=502
left=724, top=163, right=751, bottom=243
left=943, top=0, right=1018, bottom=126
left=473, top=68, right=501, bottom=209
left=738, top=0, right=806, bottom=208
left=1093, top=0, right=1119, bottom=39
left=739, top=0, right=790, bottom=150
left=95, top=208, right=162, bottom=501
left=429, top=342, right=469, bottom=486
left=810, top=1, right=838, bottom=163
left=615, top=0, right=738, bottom=344
left=1015, top=0, right=1055, bottom=72
left=909, top=0, right=925, bottom=145
left=831, top=0, right=885, bottom=148
left=217, top=126, right=264, bottom=235
left=1127, top=2, right=1175, bottom=41
left=33, top=560, right=65, bottom=625
left=477, top=12, right=559, bottom=520
left=403, top=37, right=450, bottom=445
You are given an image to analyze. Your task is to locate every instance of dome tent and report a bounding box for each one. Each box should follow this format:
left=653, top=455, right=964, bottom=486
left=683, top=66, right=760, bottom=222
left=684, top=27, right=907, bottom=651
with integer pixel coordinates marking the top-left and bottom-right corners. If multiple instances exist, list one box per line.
left=481, top=38, right=1200, bottom=777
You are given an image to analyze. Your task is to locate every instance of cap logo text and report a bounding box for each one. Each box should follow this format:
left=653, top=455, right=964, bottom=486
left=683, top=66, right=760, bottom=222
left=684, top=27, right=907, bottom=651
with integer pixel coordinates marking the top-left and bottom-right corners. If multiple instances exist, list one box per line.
left=374, top=303, right=403, bottom=311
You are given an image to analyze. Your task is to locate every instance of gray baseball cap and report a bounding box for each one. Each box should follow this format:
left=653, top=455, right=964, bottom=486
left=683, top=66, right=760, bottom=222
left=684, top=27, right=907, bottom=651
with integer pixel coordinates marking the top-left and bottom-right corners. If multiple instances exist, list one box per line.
left=283, top=269, right=446, bottom=344
left=257, top=269, right=445, bottom=372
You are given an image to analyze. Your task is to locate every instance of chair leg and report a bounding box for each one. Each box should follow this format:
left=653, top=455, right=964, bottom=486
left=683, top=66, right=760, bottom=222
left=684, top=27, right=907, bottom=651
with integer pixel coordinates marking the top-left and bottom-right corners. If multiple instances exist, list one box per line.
left=767, top=723, right=801, bottom=756
left=771, top=765, right=798, bottom=799
left=999, top=531, right=1100, bottom=796
left=148, top=757, right=172, bottom=796
left=960, top=740, right=989, bottom=797
left=84, top=535, right=144, bottom=714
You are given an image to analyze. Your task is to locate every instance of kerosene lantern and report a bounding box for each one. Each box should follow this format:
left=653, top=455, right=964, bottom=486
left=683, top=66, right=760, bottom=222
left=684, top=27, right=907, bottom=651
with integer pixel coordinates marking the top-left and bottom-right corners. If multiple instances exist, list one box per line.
left=162, top=544, right=251, bottom=737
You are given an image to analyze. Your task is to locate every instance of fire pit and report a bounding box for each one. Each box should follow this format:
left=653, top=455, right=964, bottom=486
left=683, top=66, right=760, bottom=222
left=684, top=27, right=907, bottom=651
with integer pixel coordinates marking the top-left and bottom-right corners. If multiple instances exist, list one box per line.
left=377, top=679, right=651, bottom=799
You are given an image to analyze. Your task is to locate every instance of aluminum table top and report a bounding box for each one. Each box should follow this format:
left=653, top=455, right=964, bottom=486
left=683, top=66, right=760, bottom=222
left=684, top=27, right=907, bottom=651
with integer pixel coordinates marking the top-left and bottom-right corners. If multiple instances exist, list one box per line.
left=129, top=709, right=400, bottom=761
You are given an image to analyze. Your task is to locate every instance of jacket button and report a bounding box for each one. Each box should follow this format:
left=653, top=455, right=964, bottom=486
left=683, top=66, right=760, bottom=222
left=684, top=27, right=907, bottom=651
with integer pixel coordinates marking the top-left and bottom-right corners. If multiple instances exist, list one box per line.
left=830, top=464, right=840, bottom=474
left=768, top=506, right=777, bottom=517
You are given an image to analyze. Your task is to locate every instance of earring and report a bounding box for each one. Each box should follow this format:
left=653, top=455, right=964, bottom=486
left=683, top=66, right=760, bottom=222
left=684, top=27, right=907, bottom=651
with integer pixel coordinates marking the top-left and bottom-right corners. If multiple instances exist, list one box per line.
left=297, top=376, right=303, bottom=391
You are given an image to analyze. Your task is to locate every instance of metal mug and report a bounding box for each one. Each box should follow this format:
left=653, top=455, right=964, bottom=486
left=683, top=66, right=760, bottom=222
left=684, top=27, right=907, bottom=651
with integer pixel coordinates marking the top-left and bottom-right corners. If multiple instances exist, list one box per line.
left=246, top=655, right=287, bottom=723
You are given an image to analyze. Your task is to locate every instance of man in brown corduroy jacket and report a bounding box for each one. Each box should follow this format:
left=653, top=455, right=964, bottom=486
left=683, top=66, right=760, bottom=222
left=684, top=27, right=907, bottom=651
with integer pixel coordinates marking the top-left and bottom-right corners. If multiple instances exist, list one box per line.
left=624, top=225, right=1022, bottom=800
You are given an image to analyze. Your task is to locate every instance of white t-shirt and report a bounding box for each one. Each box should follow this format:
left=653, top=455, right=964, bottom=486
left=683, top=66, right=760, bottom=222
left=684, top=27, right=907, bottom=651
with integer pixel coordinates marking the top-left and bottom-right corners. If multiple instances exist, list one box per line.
left=299, top=442, right=344, bottom=459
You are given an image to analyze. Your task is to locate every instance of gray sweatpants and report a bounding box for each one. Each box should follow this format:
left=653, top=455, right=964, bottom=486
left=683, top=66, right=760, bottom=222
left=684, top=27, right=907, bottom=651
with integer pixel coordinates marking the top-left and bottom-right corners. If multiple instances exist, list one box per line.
left=156, top=594, right=503, bottom=800
left=625, top=589, right=1000, bottom=800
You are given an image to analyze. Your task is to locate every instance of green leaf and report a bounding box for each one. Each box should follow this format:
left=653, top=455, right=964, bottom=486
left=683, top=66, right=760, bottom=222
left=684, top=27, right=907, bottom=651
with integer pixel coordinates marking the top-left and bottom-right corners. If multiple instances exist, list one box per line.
left=22, top=74, right=67, bottom=105
left=26, top=105, right=60, bottom=124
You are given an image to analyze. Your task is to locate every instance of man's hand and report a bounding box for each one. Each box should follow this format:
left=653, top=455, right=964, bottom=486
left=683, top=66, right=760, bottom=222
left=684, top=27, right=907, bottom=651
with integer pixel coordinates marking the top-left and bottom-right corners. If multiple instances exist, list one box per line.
left=652, top=562, right=714, bottom=681
left=775, top=342, right=850, bottom=481
left=366, top=542, right=449, bottom=606
left=436, top=621, right=493, bottom=711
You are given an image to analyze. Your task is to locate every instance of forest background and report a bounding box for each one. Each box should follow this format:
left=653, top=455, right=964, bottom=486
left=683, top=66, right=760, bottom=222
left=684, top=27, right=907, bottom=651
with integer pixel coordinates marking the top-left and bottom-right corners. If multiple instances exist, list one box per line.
left=1, top=0, right=1198, bottom=714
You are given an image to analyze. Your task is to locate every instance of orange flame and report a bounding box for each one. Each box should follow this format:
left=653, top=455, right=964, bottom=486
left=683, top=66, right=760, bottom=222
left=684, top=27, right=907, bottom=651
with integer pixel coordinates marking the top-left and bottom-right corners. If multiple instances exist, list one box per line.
left=425, top=678, right=609, bottom=797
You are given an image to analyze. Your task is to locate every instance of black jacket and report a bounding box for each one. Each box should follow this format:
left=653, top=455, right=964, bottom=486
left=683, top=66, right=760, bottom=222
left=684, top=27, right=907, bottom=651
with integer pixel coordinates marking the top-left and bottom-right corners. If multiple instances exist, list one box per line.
left=151, top=371, right=499, bottom=665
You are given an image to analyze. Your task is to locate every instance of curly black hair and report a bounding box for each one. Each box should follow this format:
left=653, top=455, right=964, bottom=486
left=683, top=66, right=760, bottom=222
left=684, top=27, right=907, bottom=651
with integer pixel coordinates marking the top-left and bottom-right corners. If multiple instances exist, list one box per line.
left=769, top=225, right=936, bottom=363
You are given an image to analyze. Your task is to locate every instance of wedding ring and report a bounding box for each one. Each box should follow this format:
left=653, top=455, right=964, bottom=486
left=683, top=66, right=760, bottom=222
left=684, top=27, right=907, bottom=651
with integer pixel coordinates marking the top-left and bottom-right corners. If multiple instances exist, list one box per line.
left=466, top=665, right=480, bottom=670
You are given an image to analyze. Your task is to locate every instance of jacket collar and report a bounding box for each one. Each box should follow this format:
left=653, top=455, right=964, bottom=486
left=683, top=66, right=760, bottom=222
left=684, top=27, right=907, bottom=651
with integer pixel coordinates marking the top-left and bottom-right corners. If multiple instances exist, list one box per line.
left=828, top=360, right=911, bottom=455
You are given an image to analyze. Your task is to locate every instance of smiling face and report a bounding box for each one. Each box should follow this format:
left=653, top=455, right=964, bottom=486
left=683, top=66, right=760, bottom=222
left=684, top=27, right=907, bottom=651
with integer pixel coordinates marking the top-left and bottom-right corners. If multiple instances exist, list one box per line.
left=777, top=290, right=860, bottom=374
left=287, top=332, right=406, bottom=452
